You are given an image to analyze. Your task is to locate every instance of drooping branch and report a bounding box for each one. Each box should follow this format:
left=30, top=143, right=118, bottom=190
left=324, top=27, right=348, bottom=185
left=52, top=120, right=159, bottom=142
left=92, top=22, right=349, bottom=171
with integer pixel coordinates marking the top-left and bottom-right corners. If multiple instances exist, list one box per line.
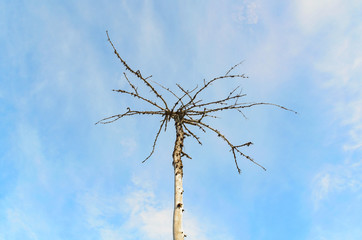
left=142, top=116, right=167, bottom=163
left=183, top=123, right=202, bottom=145
left=184, top=119, right=265, bottom=173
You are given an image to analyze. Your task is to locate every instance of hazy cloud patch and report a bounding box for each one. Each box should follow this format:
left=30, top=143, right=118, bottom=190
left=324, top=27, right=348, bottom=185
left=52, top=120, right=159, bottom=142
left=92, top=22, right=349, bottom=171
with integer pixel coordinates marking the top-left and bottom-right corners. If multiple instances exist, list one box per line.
left=312, top=160, right=362, bottom=206
left=232, top=1, right=260, bottom=25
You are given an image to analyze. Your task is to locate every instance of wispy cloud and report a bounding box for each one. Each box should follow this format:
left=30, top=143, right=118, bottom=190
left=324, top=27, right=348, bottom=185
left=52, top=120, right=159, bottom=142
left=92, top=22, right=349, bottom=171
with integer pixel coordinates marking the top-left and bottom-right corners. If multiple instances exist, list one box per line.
left=293, top=0, right=352, bottom=34
left=232, top=1, right=260, bottom=25
left=5, top=208, right=39, bottom=240
left=291, top=0, right=362, bottom=238
left=316, top=39, right=362, bottom=151
left=2, top=0, right=362, bottom=239
left=312, top=160, right=362, bottom=206
left=78, top=174, right=234, bottom=240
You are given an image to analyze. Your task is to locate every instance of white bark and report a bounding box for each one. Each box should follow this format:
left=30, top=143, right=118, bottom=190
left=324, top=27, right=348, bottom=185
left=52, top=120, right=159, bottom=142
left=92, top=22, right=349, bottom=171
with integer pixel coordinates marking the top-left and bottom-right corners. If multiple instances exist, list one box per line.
left=173, top=119, right=185, bottom=240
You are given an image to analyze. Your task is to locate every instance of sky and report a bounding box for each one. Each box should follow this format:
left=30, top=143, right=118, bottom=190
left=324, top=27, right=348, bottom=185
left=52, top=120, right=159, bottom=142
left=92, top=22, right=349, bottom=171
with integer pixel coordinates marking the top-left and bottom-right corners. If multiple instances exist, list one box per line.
left=1, top=0, right=361, bottom=239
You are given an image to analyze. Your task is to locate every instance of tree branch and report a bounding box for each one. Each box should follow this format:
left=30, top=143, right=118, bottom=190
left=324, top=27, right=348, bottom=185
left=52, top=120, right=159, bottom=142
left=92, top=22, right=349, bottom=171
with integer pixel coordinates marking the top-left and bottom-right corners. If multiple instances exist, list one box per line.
left=106, top=31, right=169, bottom=110
left=142, top=117, right=167, bottom=163
left=112, top=89, right=165, bottom=110
left=185, top=119, right=266, bottom=173
left=190, top=93, right=247, bottom=110
left=183, top=123, right=202, bottom=145
left=123, top=72, right=138, bottom=95
left=225, top=61, right=244, bottom=76
left=95, top=109, right=163, bottom=125
left=184, top=74, right=248, bottom=109
left=188, top=102, right=297, bottom=115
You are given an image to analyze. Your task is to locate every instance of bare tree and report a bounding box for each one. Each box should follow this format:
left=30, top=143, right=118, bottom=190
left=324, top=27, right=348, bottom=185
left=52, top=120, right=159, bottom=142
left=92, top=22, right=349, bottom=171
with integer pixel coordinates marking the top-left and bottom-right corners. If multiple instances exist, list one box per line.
left=97, top=31, right=296, bottom=240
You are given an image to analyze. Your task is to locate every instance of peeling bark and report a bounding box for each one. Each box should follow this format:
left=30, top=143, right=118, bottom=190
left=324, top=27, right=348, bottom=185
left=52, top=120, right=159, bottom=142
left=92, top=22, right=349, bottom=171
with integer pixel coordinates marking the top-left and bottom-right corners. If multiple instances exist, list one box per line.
left=173, top=118, right=185, bottom=240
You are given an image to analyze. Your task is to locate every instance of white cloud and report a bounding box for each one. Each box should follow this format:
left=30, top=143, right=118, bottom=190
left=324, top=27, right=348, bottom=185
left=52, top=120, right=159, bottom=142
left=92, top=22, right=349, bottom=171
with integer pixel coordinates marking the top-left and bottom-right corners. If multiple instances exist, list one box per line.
left=310, top=159, right=362, bottom=239
left=314, top=27, right=362, bottom=151
left=291, top=1, right=362, bottom=237
left=232, top=1, right=260, bottom=25
left=292, top=0, right=362, bottom=159
left=78, top=175, right=234, bottom=240
left=122, top=180, right=172, bottom=239
left=293, top=0, right=348, bottom=34
left=120, top=137, right=138, bottom=157
left=312, top=160, right=362, bottom=207
left=16, top=123, right=52, bottom=190
left=99, top=228, right=124, bottom=240
left=290, top=0, right=362, bottom=209
left=6, top=208, right=39, bottom=240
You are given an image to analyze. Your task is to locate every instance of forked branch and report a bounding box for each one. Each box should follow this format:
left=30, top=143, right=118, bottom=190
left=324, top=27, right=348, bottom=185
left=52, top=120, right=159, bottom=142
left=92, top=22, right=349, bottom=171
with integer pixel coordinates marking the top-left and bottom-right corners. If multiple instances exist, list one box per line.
left=98, top=31, right=296, bottom=172
left=106, top=31, right=169, bottom=110
left=184, top=119, right=264, bottom=173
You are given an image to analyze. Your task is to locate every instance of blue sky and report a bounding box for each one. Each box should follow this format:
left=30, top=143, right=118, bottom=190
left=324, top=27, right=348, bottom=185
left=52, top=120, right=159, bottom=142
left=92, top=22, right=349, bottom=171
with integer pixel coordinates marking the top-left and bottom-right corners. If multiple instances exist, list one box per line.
left=1, top=0, right=361, bottom=239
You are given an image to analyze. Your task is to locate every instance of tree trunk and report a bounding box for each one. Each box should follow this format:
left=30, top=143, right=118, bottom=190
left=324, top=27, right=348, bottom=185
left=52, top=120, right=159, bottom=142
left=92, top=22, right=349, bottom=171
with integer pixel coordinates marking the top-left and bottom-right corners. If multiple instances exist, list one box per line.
left=172, top=118, right=185, bottom=240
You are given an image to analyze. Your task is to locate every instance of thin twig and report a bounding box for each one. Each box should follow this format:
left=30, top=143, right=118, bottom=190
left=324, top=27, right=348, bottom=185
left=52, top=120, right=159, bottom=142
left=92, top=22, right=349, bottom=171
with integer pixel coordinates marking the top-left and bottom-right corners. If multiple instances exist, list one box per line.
left=112, top=89, right=164, bottom=110
left=184, top=74, right=248, bottom=109
left=96, top=109, right=163, bottom=124
left=183, top=124, right=202, bottom=145
left=225, top=61, right=244, bottom=76
left=123, top=72, right=138, bottom=94
left=98, top=46, right=296, bottom=173
left=106, top=31, right=169, bottom=110
left=142, top=116, right=167, bottom=163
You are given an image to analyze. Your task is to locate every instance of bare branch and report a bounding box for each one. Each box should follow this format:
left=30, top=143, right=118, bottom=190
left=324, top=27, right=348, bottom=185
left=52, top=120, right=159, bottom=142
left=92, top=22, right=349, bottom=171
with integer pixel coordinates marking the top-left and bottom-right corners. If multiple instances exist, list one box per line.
left=95, top=109, right=163, bottom=125
left=239, top=102, right=298, bottom=114
left=123, top=72, right=138, bottom=95
left=183, top=119, right=206, bottom=132
left=171, top=84, right=199, bottom=112
left=185, top=119, right=266, bottom=173
left=106, top=31, right=169, bottom=109
left=152, top=80, right=186, bottom=107
left=235, top=142, right=253, bottom=148
left=190, top=93, right=246, bottom=110
left=225, top=61, right=244, bottom=76
left=98, top=51, right=296, bottom=174
left=185, top=74, right=248, bottom=109
left=142, top=117, right=167, bottom=163
left=181, top=151, right=192, bottom=159
left=237, top=109, right=248, bottom=119
left=176, top=84, right=195, bottom=106
left=188, top=102, right=297, bottom=115
left=183, top=123, right=202, bottom=145
left=112, top=89, right=164, bottom=110
left=229, top=86, right=242, bottom=98
left=171, top=92, right=188, bottom=112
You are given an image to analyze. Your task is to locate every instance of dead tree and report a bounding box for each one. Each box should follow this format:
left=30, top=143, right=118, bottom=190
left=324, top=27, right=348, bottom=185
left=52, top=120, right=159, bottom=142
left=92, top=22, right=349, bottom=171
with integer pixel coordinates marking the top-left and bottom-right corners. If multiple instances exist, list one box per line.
left=97, top=31, right=296, bottom=240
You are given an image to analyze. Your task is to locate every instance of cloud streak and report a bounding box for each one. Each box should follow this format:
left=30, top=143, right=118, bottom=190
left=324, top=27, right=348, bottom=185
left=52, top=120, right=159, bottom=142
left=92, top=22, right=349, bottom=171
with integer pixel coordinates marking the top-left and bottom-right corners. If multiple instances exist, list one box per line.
left=77, top=175, right=233, bottom=240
